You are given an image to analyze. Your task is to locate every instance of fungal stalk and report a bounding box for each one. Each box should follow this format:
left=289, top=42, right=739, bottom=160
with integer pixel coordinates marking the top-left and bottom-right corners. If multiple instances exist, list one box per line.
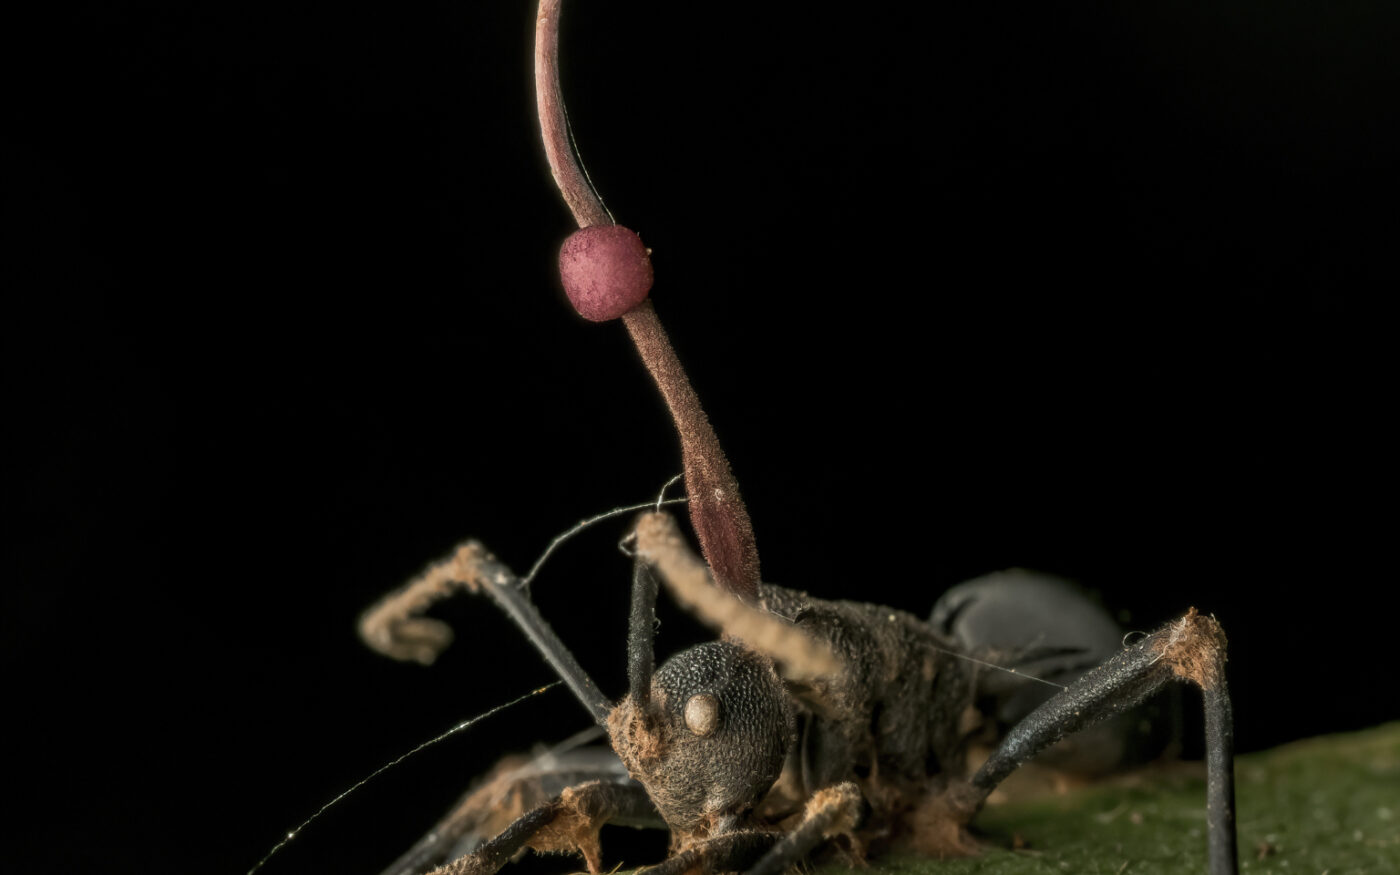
left=534, top=0, right=760, bottom=601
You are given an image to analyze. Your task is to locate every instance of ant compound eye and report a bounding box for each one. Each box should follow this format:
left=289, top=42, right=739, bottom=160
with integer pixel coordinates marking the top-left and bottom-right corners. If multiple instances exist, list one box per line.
left=558, top=224, right=654, bottom=322
left=683, top=693, right=720, bottom=736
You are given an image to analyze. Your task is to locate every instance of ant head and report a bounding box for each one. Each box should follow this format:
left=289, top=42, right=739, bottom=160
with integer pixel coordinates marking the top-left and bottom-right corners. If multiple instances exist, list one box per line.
left=608, top=640, right=795, bottom=836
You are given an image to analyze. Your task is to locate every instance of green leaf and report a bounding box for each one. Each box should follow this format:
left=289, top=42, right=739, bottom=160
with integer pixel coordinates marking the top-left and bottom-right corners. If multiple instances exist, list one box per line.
left=817, top=723, right=1400, bottom=875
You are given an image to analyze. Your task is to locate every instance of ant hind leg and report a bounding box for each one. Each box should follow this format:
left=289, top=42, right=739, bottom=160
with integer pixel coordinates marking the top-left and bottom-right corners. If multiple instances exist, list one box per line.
left=948, top=609, right=1237, bottom=875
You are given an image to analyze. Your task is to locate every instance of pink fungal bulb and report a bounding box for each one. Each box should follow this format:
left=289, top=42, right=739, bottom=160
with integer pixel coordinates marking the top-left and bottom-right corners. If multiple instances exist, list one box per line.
left=558, top=224, right=654, bottom=321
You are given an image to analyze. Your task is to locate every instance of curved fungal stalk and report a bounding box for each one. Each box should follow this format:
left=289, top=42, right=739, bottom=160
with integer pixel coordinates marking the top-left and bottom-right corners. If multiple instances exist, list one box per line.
left=533, top=0, right=761, bottom=600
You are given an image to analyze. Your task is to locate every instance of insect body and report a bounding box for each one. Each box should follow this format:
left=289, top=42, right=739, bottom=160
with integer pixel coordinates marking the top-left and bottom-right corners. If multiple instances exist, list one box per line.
left=361, top=513, right=1236, bottom=875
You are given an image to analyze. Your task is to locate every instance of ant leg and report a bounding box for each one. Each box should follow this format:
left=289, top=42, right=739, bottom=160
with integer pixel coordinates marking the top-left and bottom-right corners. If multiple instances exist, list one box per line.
left=630, top=784, right=856, bottom=875
left=631, top=783, right=863, bottom=875
left=379, top=744, right=649, bottom=875
left=360, top=540, right=613, bottom=725
left=950, top=608, right=1237, bottom=875
left=428, top=779, right=661, bottom=875
left=746, top=782, right=864, bottom=875
left=932, top=570, right=1176, bottom=773
left=633, top=832, right=781, bottom=875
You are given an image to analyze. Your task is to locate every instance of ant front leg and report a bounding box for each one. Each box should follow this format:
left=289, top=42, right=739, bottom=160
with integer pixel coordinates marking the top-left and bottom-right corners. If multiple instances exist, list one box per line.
left=744, top=782, right=865, bottom=875
left=430, top=779, right=660, bottom=875
left=360, top=542, right=663, bottom=874
left=625, top=781, right=865, bottom=875
left=947, top=609, right=1238, bottom=875
left=379, top=745, right=657, bottom=875
left=360, top=540, right=613, bottom=726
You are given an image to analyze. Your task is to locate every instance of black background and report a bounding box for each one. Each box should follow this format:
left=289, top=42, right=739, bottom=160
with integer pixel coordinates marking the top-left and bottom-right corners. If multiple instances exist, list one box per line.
left=7, top=2, right=1395, bottom=874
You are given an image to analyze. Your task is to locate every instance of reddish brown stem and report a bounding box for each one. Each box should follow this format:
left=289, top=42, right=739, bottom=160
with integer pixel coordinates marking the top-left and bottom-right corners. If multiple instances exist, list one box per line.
left=623, top=304, right=760, bottom=600
left=532, top=0, right=761, bottom=600
left=534, top=0, right=610, bottom=229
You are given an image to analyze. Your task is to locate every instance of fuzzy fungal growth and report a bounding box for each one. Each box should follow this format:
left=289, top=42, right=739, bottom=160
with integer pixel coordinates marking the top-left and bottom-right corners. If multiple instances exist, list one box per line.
left=1152, top=607, right=1229, bottom=690
left=358, top=541, right=488, bottom=665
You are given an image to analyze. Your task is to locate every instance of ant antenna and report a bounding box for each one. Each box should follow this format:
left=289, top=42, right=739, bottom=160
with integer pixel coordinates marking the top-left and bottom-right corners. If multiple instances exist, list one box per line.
left=520, top=486, right=689, bottom=588
left=924, top=645, right=1069, bottom=691
left=246, top=682, right=561, bottom=875
left=655, top=472, right=684, bottom=512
